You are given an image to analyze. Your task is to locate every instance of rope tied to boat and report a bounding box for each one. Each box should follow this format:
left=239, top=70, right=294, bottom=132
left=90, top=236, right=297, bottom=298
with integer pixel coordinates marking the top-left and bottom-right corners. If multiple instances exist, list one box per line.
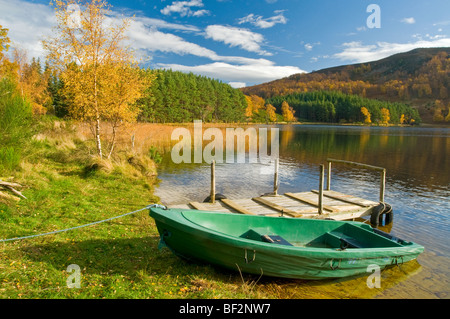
left=0, top=204, right=167, bottom=243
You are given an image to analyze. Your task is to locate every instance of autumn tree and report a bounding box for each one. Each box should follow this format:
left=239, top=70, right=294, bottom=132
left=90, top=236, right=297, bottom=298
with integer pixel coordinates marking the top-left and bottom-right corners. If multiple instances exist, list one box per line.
left=265, top=103, right=277, bottom=122
left=281, top=101, right=295, bottom=122
left=0, top=26, right=9, bottom=60
left=445, top=103, right=450, bottom=122
left=249, top=94, right=265, bottom=113
left=42, top=0, right=147, bottom=158
left=360, top=107, right=371, bottom=124
left=11, top=47, right=52, bottom=115
left=244, top=95, right=253, bottom=119
left=380, top=107, right=390, bottom=125
left=0, top=25, right=17, bottom=80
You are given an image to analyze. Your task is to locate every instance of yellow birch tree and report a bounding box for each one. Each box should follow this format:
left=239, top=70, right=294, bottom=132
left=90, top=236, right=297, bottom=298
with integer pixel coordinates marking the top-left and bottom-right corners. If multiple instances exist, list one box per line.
left=445, top=103, right=450, bottom=122
left=360, top=107, right=371, bottom=124
left=244, top=95, right=253, bottom=118
left=0, top=25, right=18, bottom=80
left=380, top=107, right=390, bottom=125
left=281, top=101, right=295, bottom=122
left=42, top=0, right=147, bottom=158
left=265, top=103, right=277, bottom=122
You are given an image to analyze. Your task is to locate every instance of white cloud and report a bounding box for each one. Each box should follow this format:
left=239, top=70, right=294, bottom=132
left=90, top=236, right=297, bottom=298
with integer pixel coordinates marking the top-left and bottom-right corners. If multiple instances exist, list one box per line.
left=433, top=20, right=450, bottom=26
left=228, top=82, right=246, bottom=88
left=304, top=42, right=320, bottom=51
left=334, top=38, right=450, bottom=63
left=156, top=60, right=305, bottom=85
left=0, top=0, right=54, bottom=61
left=401, top=17, right=416, bottom=24
left=191, top=9, right=209, bottom=17
left=127, top=20, right=279, bottom=66
left=126, top=24, right=218, bottom=62
left=160, top=0, right=209, bottom=17
left=132, top=16, right=200, bottom=32
left=205, top=25, right=271, bottom=56
left=238, top=11, right=287, bottom=29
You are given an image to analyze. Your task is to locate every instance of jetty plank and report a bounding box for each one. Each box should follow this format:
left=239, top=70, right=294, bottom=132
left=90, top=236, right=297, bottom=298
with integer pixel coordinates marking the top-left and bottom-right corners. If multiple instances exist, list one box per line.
left=311, top=190, right=378, bottom=207
left=261, top=195, right=318, bottom=214
left=231, top=198, right=282, bottom=216
left=221, top=199, right=256, bottom=215
left=285, top=192, right=337, bottom=212
left=189, top=201, right=234, bottom=213
left=252, top=196, right=302, bottom=217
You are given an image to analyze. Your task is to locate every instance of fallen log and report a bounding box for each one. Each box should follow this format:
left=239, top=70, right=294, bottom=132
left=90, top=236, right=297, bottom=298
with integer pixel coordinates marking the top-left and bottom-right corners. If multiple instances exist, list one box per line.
left=0, top=180, right=26, bottom=201
left=0, top=180, right=23, bottom=188
left=3, top=185, right=27, bottom=199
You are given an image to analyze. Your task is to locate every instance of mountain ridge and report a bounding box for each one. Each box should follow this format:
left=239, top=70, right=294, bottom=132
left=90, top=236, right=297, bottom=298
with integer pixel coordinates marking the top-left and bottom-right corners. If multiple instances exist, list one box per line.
left=241, top=48, right=450, bottom=124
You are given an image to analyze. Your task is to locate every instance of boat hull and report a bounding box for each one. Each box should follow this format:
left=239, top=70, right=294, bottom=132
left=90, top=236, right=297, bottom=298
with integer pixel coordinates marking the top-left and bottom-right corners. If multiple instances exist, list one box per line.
left=149, top=208, right=424, bottom=280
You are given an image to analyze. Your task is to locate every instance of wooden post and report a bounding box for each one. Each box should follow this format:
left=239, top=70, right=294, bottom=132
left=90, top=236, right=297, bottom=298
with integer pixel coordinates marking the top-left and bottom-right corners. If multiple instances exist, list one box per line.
left=326, top=158, right=387, bottom=204
left=210, top=160, right=216, bottom=203
left=380, top=169, right=386, bottom=203
left=326, top=161, right=331, bottom=190
left=318, top=164, right=324, bottom=215
left=273, top=158, right=279, bottom=195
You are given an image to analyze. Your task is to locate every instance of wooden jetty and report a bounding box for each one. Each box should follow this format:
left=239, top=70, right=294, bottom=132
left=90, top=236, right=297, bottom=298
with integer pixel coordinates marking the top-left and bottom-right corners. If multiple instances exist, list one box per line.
left=168, top=159, right=390, bottom=223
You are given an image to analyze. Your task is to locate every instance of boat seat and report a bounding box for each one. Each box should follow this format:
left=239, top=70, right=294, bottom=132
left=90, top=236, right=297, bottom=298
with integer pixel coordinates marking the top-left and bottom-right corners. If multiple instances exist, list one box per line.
left=326, top=231, right=364, bottom=249
left=240, top=229, right=293, bottom=246
left=261, top=235, right=293, bottom=246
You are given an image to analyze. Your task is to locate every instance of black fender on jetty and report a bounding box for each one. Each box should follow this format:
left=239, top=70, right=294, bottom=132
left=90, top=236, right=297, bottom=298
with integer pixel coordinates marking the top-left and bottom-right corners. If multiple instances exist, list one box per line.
left=370, top=202, right=393, bottom=226
left=203, top=193, right=227, bottom=203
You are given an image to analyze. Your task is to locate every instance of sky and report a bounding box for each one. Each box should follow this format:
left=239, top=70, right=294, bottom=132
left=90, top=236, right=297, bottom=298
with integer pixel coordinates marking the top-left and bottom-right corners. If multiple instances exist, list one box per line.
left=1, top=0, right=450, bottom=87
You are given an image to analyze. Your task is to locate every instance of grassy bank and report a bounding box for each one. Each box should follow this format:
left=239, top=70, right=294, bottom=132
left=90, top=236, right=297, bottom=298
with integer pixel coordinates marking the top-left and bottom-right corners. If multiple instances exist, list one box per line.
left=0, top=119, right=278, bottom=299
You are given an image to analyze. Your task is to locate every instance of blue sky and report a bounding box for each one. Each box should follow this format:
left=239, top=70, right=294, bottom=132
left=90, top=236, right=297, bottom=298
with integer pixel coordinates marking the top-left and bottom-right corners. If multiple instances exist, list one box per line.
left=1, top=0, right=450, bottom=87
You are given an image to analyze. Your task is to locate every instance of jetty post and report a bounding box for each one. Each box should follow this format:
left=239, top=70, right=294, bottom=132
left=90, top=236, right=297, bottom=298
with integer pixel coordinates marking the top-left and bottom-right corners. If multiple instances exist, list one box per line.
left=210, top=160, right=216, bottom=203
left=380, top=169, right=386, bottom=203
left=318, top=164, right=324, bottom=215
left=273, top=158, right=279, bottom=195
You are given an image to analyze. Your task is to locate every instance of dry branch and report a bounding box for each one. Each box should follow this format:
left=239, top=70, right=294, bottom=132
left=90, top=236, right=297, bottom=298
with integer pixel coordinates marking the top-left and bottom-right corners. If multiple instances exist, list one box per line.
left=0, top=180, right=26, bottom=201
left=0, top=180, right=23, bottom=188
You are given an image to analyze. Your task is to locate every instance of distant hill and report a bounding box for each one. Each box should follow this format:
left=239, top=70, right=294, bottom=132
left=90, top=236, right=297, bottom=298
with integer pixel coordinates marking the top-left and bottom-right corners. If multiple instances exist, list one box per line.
left=241, top=48, right=450, bottom=124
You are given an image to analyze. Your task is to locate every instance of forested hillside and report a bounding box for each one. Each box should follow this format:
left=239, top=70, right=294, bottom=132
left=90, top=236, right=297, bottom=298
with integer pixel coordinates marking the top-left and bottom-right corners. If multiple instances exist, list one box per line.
left=242, top=48, right=450, bottom=124
left=137, top=69, right=247, bottom=123
left=266, top=91, right=420, bottom=124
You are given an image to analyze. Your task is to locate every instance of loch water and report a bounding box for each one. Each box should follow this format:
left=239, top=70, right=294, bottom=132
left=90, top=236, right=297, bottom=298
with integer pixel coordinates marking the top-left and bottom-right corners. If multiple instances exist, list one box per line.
left=155, top=124, right=449, bottom=298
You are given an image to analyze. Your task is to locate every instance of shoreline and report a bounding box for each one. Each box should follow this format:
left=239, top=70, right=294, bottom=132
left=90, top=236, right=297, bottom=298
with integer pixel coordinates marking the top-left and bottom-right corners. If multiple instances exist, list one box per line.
left=128, top=121, right=449, bottom=129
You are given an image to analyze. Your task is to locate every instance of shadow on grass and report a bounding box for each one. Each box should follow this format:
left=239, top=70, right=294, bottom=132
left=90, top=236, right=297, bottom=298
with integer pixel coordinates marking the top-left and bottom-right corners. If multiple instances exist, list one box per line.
left=19, top=234, right=423, bottom=299
left=20, top=235, right=216, bottom=280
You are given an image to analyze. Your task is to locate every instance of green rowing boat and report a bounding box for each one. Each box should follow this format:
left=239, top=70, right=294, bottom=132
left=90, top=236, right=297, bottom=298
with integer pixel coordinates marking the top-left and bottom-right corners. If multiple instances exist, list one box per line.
left=149, top=207, right=424, bottom=280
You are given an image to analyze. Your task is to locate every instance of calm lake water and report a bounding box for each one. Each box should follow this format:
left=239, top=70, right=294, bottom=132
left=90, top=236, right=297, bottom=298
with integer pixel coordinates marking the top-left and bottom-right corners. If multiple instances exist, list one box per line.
left=154, top=124, right=449, bottom=299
